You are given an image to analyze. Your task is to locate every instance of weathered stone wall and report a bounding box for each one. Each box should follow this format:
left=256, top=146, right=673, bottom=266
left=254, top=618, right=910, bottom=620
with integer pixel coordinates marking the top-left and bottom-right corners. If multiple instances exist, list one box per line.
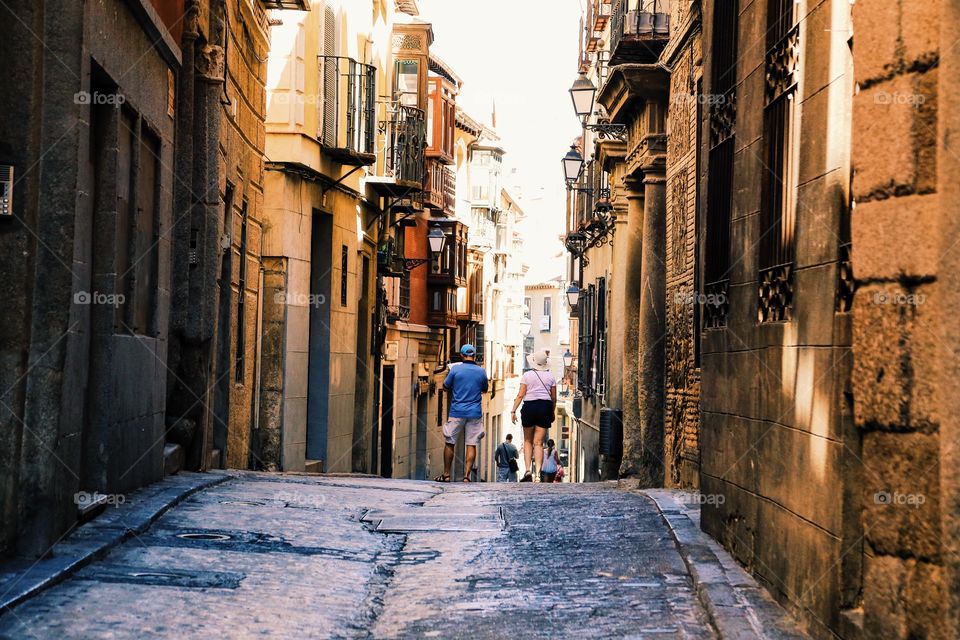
left=221, top=0, right=268, bottom=470
left=0, top=0, right=176, bottom=557
left=664, top=9, right=703, bottom=490
left=850, top=0, right=946, bottom=637
left=699, top=0, right=856, bottom=635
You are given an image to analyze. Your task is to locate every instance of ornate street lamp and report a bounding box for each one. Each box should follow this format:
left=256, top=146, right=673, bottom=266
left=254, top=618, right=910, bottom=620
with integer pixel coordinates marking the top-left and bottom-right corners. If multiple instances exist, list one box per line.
left=563, top=349, right=574, bottom=368
left=562, top=145, right=585, bottom=184
left=569, top=73, right=628, bottom=142
left=402, top=225, right=447, bottom=271
left=569, top=72, right=597, bottom=121
left=427, top=225, right=446, bottom=254
left=566, top=282, right=580, bottom=308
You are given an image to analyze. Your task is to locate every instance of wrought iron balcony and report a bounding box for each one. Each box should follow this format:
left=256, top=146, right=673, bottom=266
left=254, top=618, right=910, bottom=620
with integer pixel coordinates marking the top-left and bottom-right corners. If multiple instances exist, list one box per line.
left=260, top=0, right=310, bottom=10
left=384, top=273, right=411, bottom=323
left=368, top=105, right=427, bottom=197
left=424, top=160, right=455, bottom=213
left=609, top=0, right=670, bottom=66
left=319, top=56, right=377, bottom=166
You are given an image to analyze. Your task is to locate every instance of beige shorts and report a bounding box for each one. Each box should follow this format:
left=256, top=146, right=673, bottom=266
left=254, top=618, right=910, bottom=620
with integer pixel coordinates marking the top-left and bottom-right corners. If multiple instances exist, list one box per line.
left=443, top=417, right=485, bottom=446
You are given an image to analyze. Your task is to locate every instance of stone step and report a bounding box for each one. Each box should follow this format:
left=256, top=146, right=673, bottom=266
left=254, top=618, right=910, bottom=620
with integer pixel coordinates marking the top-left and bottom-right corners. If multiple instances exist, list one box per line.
left=164, top=444, right=184, bottom=476
left=304, top=459, right=323, bottom=474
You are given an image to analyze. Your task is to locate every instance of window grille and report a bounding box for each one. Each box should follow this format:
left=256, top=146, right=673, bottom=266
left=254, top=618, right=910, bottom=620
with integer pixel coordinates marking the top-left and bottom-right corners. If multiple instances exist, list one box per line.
left=759, top=0, right=799, bottom=323
left=703, top=0, right=738, bottom=330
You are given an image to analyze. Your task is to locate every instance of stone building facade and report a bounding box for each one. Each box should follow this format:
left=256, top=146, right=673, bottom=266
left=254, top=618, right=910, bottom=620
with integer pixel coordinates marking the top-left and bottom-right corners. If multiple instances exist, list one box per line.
left=261, top=1, right=386, bottom=474
left=569, top=0, right=960, bottom=637
left=662, top=2, right=702, bottom=489
left=1, top=0, right=179, bottom=558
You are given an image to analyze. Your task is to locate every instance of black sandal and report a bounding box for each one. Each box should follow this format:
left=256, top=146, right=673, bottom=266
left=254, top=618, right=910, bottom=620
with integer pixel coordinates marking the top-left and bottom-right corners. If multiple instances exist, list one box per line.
left=433, top=474, right=451, bottom=482
left=520, top=472, right=533, bottom=483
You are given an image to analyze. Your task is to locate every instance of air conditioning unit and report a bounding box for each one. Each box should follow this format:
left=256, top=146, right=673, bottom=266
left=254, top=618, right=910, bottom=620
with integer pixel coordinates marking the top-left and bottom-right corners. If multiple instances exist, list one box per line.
left=0, top=165, right=12, bottom=217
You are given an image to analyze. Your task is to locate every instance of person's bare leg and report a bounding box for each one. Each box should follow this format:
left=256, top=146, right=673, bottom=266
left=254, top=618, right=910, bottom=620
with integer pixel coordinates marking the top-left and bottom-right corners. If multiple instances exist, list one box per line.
left=463, top=445, right=477, bottom=481
left=522, top=427, right=535, bottom=476
left=443, top=442, right=455, bottom=479
left=533, top=427, right=547, bottom=478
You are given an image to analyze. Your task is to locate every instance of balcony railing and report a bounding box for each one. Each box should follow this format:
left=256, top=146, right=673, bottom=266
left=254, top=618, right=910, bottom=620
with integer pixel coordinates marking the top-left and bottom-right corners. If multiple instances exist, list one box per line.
left=385, top=273, right=411, bottom=323
left=369, top=105, right=426, bottom=196
left=609, top=0, right=670, bottom=66
left=424, top=160, right=455, bottom=213
left=319, top=56, right=376, bottom=166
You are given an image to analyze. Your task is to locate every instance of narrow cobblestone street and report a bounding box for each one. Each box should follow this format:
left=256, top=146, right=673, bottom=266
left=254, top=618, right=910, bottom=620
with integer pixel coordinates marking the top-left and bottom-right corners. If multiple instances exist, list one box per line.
left=0, top=474, right=805, bottom=639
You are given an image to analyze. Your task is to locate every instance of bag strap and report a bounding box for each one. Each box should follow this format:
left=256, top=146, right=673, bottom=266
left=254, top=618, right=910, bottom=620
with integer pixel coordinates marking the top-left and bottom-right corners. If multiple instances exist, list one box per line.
left=531, top=370, right=551, bottom=395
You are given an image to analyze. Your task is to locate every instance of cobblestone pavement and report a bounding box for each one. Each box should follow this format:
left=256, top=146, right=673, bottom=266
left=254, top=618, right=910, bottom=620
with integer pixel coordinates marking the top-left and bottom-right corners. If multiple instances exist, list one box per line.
left=0, top=474, right=794, bottom=639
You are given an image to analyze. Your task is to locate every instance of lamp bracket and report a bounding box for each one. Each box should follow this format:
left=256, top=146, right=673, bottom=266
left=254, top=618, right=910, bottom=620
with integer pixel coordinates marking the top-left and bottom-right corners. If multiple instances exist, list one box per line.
left=403, top=258, right=430, bottom=271
left=584, top=121, right=628, bottom=142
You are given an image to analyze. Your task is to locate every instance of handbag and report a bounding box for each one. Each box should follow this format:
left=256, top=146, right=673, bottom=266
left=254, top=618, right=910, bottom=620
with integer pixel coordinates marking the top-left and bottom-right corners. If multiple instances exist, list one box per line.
left=500, top=443, right=520, bottom=473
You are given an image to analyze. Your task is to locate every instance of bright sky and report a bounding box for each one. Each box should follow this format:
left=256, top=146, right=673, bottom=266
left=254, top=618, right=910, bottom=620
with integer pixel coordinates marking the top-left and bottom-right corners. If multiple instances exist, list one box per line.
left=418, top=0, right=584, bottom=284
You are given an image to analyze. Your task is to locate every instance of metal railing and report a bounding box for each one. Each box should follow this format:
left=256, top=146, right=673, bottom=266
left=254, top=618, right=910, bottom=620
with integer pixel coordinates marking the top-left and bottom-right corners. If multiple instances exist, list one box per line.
left=319, top=56, right=376, bottom=159
left=382, top=105, right=426, bottom=186
left=610, top=0, right=670, bottom=56
left=425, top=162, right=455, bottom=211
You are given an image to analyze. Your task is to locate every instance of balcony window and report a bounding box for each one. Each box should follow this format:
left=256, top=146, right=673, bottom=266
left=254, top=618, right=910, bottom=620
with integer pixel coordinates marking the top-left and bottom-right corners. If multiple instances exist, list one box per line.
left=395, top=59, right=420, bottom=107
left=319, top=56, right=377, bottom=166
left=428, top=219, right=468, bottom=288
left=427, top=77, right=456, bottom=163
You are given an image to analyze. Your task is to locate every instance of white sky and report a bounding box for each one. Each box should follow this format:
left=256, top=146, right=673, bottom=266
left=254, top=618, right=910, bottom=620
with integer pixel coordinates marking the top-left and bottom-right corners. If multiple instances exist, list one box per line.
left=418, top=0, right=585, bottom=284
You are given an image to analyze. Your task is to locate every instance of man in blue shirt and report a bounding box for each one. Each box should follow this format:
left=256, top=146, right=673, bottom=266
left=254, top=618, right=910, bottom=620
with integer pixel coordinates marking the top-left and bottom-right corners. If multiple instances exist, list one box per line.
left=437, top=344, right=488, bottom=482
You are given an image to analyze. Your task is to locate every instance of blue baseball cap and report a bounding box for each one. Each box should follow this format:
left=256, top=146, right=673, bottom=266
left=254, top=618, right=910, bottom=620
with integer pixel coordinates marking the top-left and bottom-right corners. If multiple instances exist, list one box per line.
left=460, top=344, right=476, bottom=357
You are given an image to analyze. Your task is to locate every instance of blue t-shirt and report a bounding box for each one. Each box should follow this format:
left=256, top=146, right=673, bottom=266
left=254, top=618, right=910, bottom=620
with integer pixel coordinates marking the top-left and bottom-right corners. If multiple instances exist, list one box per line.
left=443, top=362, right=488, bottom=419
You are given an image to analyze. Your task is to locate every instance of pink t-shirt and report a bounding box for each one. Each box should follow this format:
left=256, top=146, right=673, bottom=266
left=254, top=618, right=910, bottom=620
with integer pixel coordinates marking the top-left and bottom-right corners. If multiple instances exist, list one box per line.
left=522, top=369, right=556, bottom=401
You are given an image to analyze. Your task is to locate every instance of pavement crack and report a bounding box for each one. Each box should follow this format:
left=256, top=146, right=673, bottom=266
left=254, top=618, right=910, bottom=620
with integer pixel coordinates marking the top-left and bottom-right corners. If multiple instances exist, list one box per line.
left=347, top=533, right=407, bottom=639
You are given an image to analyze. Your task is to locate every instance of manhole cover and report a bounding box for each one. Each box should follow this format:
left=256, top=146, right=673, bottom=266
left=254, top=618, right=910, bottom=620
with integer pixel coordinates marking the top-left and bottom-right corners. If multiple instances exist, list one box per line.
left=176, top=532, right=233, bottom=541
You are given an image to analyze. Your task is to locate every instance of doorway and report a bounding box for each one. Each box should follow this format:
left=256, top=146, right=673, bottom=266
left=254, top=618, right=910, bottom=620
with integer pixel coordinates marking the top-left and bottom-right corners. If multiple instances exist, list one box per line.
left=307, top=211, right=332, bottom=464
left=415, top=393, right=428, bottom=480
left=380, top=365, right=395, bottom=478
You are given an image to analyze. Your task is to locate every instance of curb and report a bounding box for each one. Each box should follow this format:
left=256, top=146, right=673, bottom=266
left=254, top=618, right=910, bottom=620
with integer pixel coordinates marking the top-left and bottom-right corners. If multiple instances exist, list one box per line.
left=0, top=471, right=231, bottom=616
left=643, top=489, right=809, bottom=640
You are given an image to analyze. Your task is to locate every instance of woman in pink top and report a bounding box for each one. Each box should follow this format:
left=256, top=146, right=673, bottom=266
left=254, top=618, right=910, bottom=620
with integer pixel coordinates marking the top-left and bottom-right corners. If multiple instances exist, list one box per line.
left=510, top=350, right=557, bottom=482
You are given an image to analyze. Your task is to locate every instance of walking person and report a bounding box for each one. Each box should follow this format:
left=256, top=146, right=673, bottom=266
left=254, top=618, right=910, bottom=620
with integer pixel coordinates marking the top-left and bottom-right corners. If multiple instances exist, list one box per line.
left=436, top=344, right=488, bottom=483
left=494, top=434, right=520, bottom=482
left=541, top=439, right=561, bottom=483
left=510, top=350, right=557, bottom=482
